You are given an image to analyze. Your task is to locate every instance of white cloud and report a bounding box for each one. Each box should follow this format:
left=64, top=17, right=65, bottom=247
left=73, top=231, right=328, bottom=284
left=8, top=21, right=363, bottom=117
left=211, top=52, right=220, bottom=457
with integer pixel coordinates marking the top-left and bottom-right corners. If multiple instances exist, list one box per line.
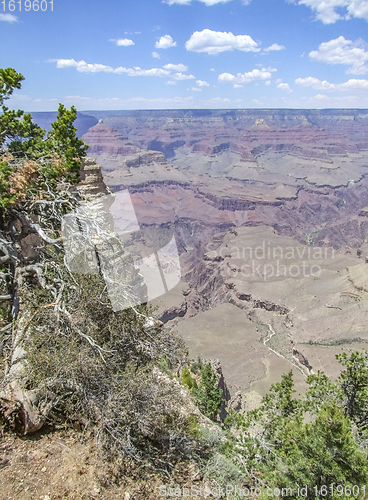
left=51, top=59, right=197, bottom=82
left=333, top=78, right=368, bottom=90
left=126, top=67, right=171, bottom=77
left=163, top=63, right=188, bottom=71
left=349, top=0, right=368, bottom=19
left=172, top=72, right=195, bottom=80
left=185, top=29, right=260, bottom=55
left=155, top=35, right=177, bottom=49
left=0, top=13, right=18, bottom=22
left=312, top=93, right=331, bottom=101
left=112, top=38, right=135, bottom=47
left=293, top=0, right=368, bottom=24
left=265, top=80, right=271, bottom=85
left=152, top=52, right=161, bottom=59
left=51, top=59, right=171, bottom=77
left=196, top=79, right=210, bottom=86
left=295, top=76, right=328, bottom=88
left=233, top=84, right=243, bottom=88
left=167, top=81, right=177, bottom=85
left=295, top=76, right=368, bottom=91
left=277, top=82, right=292, bottom=92
left=205, top=97, right=231, bottom=103
left=218, top=67, right=276, bottom=84
left=264, top=43, right=286, bottom=52
left=308, top=93, right=368, bottom=107
left=309, top=36, right=368, bottom=74
left=53, top=59, right=114, bottom=72
left=192, top=87, right=202, bottom=91
left=173, top=73, right=195, bottom=81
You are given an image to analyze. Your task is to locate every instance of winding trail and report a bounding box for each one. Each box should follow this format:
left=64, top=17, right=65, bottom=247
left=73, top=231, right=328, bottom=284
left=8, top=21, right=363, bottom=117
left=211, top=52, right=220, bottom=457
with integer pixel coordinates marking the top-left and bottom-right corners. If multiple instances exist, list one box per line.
left=264, top=324, right=283, bottom=358
left=264, top=323, right=307, bottom=378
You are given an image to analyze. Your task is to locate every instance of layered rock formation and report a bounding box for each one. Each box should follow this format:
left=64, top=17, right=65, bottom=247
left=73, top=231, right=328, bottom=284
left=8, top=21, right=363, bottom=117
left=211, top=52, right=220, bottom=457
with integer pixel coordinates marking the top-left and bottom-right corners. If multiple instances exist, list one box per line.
left=76, top=109, right=368, bottom=402
left=82, top=109, right=368, bottom=165
left=77, top=156, right=110, bottom=198
left=81, top=110, right=368, bottom=250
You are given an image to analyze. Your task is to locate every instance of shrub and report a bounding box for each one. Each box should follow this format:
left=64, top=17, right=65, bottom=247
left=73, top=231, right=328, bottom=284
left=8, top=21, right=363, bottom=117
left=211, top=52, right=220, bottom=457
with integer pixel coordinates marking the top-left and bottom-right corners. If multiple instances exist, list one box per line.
left=193, top=363, right=223, bottom=421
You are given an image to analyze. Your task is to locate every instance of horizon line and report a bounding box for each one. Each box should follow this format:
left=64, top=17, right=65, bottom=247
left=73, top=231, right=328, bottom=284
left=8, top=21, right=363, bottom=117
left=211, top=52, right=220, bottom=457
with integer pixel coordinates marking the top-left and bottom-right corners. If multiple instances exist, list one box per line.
left=30, top=107, right=368, bottom=113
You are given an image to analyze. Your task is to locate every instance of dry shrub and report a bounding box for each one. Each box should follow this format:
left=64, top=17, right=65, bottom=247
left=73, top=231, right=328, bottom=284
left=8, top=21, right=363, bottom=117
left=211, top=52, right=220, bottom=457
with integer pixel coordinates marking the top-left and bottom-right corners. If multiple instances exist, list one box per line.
left=15, top=262, right=200, bottom=470
left=9, top=159, right=39, bottom=200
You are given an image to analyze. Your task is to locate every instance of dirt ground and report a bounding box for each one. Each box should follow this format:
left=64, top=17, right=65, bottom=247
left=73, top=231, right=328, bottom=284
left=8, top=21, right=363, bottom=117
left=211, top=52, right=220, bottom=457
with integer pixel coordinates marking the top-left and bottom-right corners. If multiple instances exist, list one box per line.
left=0, top=426, right=168, bottom=500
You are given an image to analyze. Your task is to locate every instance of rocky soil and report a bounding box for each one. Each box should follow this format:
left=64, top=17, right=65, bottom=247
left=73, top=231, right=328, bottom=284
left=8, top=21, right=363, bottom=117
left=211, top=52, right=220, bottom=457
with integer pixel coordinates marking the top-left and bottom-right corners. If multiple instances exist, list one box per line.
left=0, top=426, right=189, bottom=500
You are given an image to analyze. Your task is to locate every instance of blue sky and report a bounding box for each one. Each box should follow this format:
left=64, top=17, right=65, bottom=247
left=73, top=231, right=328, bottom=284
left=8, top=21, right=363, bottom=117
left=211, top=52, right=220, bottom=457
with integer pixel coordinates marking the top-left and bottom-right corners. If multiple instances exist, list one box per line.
left=1, top=0, right=368, bottom=110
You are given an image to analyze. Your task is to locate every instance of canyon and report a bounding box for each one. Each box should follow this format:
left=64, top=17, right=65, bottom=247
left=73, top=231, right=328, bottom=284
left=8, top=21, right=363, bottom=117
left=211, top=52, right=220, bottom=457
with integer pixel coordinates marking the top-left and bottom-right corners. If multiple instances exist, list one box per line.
left=39, top=108, right=368, bottom=405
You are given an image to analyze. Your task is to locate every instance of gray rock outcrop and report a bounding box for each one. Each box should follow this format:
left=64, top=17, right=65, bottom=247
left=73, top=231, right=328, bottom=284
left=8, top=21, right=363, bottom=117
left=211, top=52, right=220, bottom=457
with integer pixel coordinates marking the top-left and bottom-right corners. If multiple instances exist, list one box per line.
left=78, top=156, right=110, bottom=199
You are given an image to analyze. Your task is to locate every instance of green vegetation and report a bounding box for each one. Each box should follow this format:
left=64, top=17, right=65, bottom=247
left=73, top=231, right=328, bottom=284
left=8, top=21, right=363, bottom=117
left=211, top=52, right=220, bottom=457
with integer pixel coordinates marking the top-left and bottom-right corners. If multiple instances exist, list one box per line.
left=46, top=103, right=89, bottom=183
left=0, top=68, right=44, bottom=155
left=306, top=337, right=368, bottom=346
left=0, top=68, right=88, bottom=208
left=223, top=355, right=368, bottom=498
left=193, top=362, right=224, bottom=421
left=181, top=367, right=197, bottom=390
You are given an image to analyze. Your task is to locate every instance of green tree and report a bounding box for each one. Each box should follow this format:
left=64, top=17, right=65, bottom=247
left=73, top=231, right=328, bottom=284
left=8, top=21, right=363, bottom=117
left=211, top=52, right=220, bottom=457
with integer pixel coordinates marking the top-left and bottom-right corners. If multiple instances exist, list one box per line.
left=0, top=156, right=15, bottom=207
left=0, top=68, right=88, bottom=208
left=260, top=370, right=299, bottom=419
left=46, top=103, right=88, bottom=183
left=305, top=350, right=368, bottom=434
left=193, top=362, right=223, bottom=421
left=267, top=403, right=368, bottom=497
left=305, top=369, right=342, bottom=414
left=0, top=68, right=45, bottom=154
left=0, top=67, right=23, bottom=103
left=225, top=369, right=368, bottom=498
left=337, top=350, right=368, bottom=433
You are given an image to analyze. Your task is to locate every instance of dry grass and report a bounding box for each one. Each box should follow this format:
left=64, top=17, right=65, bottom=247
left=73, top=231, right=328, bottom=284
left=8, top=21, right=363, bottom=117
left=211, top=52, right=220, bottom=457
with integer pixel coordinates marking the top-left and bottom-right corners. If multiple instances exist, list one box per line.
left=0, top=426, right=180, bottom=500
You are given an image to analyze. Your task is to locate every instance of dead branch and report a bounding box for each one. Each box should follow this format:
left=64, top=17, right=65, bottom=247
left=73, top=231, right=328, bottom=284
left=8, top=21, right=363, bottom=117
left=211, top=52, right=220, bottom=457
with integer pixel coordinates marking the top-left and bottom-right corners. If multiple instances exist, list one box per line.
left=0, top=232, right=18, bottom=265
left=30, top=223, right=62, bottom=245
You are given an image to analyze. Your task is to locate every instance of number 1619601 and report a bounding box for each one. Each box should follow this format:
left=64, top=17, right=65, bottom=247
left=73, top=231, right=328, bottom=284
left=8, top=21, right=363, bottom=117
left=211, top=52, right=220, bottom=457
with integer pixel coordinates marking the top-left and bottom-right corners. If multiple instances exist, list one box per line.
left=1, top=0, right=53, bottom=11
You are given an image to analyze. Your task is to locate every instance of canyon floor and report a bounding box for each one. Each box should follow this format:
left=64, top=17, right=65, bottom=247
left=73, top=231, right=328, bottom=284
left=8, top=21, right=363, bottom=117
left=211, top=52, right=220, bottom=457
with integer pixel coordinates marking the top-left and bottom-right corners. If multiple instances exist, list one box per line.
left=78, top=108, right=368, bottom=406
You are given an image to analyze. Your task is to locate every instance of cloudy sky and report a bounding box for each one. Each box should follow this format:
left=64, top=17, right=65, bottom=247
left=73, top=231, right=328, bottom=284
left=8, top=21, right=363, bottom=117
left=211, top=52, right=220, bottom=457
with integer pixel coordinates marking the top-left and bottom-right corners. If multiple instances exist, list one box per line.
left=2, top=0, right=368, bottom=110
